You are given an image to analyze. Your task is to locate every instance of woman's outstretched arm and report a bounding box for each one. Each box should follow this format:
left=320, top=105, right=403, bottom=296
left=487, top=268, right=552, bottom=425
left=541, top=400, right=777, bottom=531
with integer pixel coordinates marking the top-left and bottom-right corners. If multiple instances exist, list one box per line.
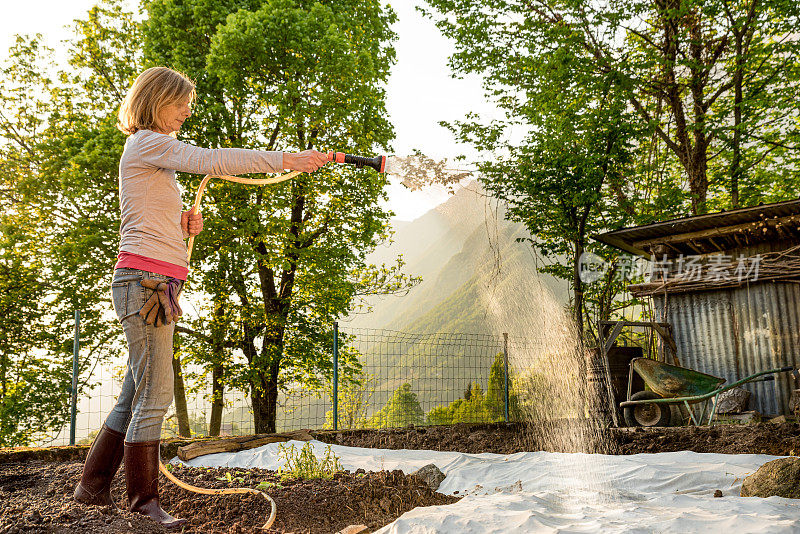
left=137, top=131, right=326, bottom=175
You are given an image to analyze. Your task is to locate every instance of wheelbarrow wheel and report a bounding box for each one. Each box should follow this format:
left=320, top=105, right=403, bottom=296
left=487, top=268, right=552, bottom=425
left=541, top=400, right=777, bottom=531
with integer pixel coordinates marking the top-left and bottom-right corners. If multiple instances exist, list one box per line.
left=623, top=391, right=672, bottom=428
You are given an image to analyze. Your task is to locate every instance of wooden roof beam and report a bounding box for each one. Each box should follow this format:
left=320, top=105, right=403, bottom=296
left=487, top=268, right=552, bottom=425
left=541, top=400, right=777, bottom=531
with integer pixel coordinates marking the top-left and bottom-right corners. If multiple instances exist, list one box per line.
left=708, top=236, right=724, bottom=251
left=632, top=214, right=800, bottom=249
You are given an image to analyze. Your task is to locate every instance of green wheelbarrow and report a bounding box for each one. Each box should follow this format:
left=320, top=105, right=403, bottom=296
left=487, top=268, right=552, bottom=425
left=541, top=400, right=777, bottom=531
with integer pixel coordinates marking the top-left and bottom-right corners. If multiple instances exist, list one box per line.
left=619, top=357, right=797, bottom=427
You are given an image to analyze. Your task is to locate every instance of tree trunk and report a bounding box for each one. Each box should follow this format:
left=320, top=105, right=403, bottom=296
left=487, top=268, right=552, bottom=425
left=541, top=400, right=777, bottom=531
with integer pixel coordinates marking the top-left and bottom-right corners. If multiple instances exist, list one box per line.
left=171, top=346, right=192, bottom=437
left=731, top=30, right=745, bottom=209
left=573, top=238, right=585, bottom=342
left=208, top=299, right=225, bottom=437
left=209, top=363, right=224, bottom=436
left=251, top=366, right=280, bottom=434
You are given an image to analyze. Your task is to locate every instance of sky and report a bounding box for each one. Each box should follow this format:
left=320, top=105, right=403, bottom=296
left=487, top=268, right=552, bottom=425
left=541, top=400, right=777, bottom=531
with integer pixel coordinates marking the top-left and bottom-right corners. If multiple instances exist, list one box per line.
left=0, top=0, right=496, bottom=221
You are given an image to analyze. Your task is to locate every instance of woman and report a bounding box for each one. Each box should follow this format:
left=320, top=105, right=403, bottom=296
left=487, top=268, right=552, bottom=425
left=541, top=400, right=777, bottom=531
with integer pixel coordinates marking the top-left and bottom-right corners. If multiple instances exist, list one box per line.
left=73, top=67, right=328, bottom=528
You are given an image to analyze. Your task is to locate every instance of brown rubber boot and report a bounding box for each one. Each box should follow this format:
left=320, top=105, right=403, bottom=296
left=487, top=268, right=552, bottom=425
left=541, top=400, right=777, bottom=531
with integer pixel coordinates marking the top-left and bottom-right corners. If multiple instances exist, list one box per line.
left=73, top=424, right=125, bottom=507
left=124, top=440, right=187, bottom=530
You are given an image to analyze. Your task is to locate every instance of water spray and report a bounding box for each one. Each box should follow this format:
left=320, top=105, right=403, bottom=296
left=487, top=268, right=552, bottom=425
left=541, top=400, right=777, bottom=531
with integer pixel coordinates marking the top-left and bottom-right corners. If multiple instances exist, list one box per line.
left=327, top=150, right=476, bottom=184
left=168, top=149, right=476, bottom=530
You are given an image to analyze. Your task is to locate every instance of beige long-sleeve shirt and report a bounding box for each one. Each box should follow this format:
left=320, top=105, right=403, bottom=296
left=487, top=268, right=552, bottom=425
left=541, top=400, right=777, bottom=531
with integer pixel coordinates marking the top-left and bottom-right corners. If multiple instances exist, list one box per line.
left=118, top=130, right=284, bottom=268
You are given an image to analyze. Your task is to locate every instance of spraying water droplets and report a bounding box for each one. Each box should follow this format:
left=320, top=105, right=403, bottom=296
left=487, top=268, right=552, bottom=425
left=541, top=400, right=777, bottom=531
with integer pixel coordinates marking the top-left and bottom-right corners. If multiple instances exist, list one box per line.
left=384, top=152, right=474, bottom=190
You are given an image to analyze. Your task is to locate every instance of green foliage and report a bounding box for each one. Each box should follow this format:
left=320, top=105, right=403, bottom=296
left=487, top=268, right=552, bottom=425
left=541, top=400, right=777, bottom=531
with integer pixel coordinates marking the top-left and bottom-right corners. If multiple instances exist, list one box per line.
left=486, top=352, right=519, bottom=420
left=367, top=383, right=425, bottom=428
left=0, top=0, right=140, bottom=445
left=278, top=441, right=342, bottom=480
left=426, top=353, right=521, bottom=425
left=216, top=471, right=247, bottom=484
left=141, top=0, right=415, bottom=433
left=422, top=0, right=800, bottom=338
left=256, top=480, right=284, bottom=490
left=0, top=0, right=415, bottom=443
left=427, top=382, right=491, bottom=425
left=0, top=219, right=67, bottom=446
left=324, top=370, right=377, bottom=430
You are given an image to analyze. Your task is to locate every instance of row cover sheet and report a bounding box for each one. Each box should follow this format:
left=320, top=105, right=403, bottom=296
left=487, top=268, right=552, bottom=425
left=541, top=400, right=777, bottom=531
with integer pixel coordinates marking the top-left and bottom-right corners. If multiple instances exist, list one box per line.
left=173, top=440, right=800, bottom=533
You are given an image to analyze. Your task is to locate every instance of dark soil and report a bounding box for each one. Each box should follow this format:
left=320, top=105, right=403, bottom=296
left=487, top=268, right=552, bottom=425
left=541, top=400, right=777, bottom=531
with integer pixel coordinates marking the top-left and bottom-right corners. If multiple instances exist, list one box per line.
left=613, top=422, right=800, bottom=456
left=317, top=421, right=800, bottom=456
left=4, top=421, right=800, bottom=533
left=0, top=461, right=455, bottom=533
left=315, top=423, right=528, bottom=454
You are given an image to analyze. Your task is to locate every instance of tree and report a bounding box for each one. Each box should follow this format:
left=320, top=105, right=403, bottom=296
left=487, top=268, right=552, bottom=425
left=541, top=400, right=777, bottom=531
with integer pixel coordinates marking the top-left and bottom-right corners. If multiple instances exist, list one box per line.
left=490, top=0, right=800, bottom=214
left=427, top=382, right=491, bottom=425
left=368, top=383, right=424, bottom=428
left=0, top=1, right=142, bottom=444
left=425, top=353, right=521, bottom=425
left=422, top=0, right=800, bottom=337
left=141, top=0, right=415, bottom=433
left=417, top=4, right=639, bottom=337
left=0, top=217, right=71, bottom=446
left=485, top=352, right=520, bottom=421
left=324, top=371, right=377, bottom=430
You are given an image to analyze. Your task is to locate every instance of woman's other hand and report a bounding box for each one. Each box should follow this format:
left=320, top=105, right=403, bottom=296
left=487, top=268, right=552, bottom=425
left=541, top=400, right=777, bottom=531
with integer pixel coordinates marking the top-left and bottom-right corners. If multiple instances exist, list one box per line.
left=283, top=150, right=329, bottom=173
left=181, top=210, right=203, bottom=238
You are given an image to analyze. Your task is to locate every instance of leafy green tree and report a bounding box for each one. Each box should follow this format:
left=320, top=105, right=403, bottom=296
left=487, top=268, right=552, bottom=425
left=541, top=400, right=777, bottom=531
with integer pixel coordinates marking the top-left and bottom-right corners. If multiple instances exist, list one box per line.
left=368, top=383, right=424, bottom=428
left=422, top=0, right=800, bottom=338
left=424, top=0, right=800, bottom=216
left=427, top=382, right=491, bottom=425
left=0, top=1, right=142, bottom=444
left=0, top=218, right=72, bottom=446
left=418, top=9, right=639, bottom=337
left=141, top=0, right=414, bottom=433
left=485, top=352, right=521, bottom=421
left=425, top=354, right=521, bottom=425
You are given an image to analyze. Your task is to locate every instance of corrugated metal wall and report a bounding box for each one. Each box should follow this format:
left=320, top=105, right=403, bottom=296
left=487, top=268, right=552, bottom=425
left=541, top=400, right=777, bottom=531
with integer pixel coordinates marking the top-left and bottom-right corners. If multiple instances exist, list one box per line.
left=654, top=282, right=800, bottom=416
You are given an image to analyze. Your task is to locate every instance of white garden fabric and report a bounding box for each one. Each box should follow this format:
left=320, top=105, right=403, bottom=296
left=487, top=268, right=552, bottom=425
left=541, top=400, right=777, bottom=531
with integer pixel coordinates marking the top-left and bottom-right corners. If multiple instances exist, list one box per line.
left=173, top=440, right=800, bottom=533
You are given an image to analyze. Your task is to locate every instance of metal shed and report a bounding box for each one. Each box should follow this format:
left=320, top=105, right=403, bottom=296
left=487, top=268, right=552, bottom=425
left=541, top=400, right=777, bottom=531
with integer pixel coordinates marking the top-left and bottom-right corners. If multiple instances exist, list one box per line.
left=594, top=200, right=800, bottom=416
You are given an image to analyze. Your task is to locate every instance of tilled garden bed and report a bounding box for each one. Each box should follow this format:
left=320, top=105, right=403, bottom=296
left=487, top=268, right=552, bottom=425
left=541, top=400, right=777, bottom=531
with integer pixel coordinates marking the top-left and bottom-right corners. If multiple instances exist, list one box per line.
left=0, top=461, right=456, bottom=533
left=316, top=421, right=800, bottom=456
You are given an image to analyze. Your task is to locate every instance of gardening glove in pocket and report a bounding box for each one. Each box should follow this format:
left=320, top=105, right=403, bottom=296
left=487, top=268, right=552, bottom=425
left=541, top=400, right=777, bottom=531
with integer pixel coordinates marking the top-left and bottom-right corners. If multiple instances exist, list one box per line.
left=139, top=278, right=183, bottom=326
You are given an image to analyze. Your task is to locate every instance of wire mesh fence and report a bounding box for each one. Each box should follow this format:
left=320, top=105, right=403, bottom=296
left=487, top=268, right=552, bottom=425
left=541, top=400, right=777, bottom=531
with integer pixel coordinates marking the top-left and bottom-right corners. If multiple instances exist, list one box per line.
left=41, top=325, right=530, bottom=446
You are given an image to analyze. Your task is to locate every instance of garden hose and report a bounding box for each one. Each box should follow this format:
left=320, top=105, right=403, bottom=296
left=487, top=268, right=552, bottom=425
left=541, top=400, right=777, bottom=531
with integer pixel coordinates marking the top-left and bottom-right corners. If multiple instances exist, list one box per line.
left=186, top=170, right=303, bottom=263
left=158, top=461, right=278, bottom=529
left=160, top=151, right=385, bottom=530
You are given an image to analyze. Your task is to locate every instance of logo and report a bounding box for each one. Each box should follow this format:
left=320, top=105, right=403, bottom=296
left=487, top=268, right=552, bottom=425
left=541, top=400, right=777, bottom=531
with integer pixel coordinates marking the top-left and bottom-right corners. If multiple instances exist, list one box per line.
left=579, top=252, right=609, bottom=284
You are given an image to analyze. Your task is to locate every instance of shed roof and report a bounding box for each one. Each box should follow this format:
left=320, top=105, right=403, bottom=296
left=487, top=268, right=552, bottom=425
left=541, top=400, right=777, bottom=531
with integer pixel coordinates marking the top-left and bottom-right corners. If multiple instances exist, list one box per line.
left=593, top=199, right=800, bottom=259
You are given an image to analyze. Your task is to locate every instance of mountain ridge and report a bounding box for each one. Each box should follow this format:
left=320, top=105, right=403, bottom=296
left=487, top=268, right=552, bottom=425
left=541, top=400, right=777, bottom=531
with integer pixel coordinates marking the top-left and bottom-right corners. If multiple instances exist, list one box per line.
left=345, top=182, right=567, bottom=334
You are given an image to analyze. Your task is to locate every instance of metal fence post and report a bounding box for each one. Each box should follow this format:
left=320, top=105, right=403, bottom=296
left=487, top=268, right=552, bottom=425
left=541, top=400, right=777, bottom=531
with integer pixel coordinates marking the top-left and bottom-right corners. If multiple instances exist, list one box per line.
left=70, top=310, right=80, bottom=446
left=503, top=332, right=509, bottom=423
left=333, top=321, right=339, bottom=431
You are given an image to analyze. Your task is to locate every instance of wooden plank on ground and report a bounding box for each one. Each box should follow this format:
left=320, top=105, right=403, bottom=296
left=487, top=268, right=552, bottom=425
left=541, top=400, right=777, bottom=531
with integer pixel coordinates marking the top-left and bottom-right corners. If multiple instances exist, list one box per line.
left=177, top=429, right=313, bottom=461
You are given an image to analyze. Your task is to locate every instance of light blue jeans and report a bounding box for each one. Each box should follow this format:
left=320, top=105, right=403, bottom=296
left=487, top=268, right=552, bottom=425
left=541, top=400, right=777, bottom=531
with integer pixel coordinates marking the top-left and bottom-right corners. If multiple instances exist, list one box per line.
left=105, top=268, right=182, bottom=442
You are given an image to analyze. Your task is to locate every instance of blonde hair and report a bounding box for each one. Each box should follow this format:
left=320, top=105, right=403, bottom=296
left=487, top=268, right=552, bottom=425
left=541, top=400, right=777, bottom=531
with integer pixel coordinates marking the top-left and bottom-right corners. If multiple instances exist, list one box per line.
left=117, top=67, right=196, bottom=135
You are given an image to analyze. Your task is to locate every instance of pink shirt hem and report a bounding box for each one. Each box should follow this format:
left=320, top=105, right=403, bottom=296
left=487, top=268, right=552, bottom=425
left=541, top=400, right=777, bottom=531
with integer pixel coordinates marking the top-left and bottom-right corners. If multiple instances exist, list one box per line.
left=115, top=252, right=188, bottom=280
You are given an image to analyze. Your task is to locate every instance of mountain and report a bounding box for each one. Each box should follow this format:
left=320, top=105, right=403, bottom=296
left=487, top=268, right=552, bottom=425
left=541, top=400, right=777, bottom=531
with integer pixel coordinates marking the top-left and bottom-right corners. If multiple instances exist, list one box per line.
left=344, top=182, right=568, bottom=334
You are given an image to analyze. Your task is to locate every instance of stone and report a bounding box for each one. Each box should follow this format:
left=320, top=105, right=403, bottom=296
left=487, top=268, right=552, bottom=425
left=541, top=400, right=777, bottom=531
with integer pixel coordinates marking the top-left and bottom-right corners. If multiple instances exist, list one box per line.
left=411, top=463, right=446, bottom=492
left=770, top=415, right=790, bottom=424
left=715, top=388, right=750, bottom=414
left=713, top=490, right=723, bottom=498
left=741, top=457, right=800, bottom=498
